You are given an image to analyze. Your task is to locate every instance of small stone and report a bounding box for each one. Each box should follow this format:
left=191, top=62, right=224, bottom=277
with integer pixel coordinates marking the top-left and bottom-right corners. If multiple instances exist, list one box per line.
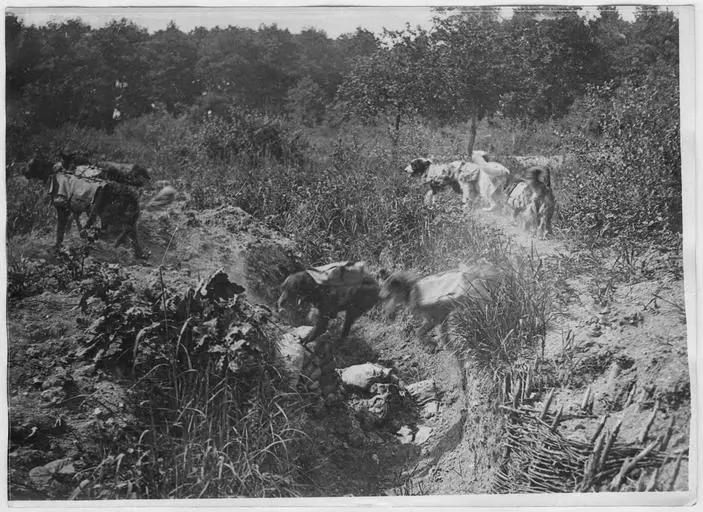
left=422, top=401, right=439, bottom=418
left=396, top=426, right=413, bottom=444
left=413, top=426, right=433, bottom=445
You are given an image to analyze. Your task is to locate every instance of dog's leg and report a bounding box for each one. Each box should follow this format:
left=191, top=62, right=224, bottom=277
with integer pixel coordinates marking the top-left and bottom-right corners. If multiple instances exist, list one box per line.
left=72, top=211, right=86, bottom=238
left=460, top=182, right=471, bottom=211
left=341, top=309, right=359, bottom=338
left=424, top=189, right=434, bottom=206
left=55, top=207, right=69, bottom=250
left=481, top=180, right=497, bottom=211
left=129, top=221, right=147, bottom=259
left=302, top=315, right=330, bottom=345
left=83, top=190, right=104, bottom=232
left=417, top=319, right=438, bottom=352
left=114, top=226, right=129, bottom=248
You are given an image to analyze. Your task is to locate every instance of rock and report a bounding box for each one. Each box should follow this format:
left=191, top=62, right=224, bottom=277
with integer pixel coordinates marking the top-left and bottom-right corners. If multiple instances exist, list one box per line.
left=396, top=425, right=413, bottom=444
left=276, top=326, right=312, bottom=387
left=42, top=367, right=71, bottom=390
left=414, top=426, right=433, bottom=445
left=422, top=401, right=439, bottom=419
left=337, top=363, right=394, bottom=392
left=366, top=393, right=390, bottom=424
left=588, top=325, right=602, bottom=337
left=29, top=458, right=75, bottom=489
left=40, top=386, right=64, bottom=404
left=406, top=379, right=437, bottom=405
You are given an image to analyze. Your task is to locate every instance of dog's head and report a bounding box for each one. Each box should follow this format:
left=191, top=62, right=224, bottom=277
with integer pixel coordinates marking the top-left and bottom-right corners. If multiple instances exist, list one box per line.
left=277, top=272, right=316, bottom=324
left=379, top=271, right=417, bottom=320
left=131, top=164, right=152, bottom=187
left=525, top=166, right=550, bottom=188
left=471, top=150, right=488, bottom=164
left=404, top=158, right=432, bottom=176
left=23, top=156, right=56, bottom=182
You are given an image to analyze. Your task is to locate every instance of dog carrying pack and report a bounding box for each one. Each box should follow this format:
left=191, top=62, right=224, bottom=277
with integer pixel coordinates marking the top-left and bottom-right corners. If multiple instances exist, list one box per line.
left=305, top=261, right=369, bottom=287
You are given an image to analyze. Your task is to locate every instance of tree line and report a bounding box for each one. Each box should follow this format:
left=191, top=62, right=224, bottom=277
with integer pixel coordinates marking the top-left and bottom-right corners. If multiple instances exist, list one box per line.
left=6, top=6, right=677, bottom=152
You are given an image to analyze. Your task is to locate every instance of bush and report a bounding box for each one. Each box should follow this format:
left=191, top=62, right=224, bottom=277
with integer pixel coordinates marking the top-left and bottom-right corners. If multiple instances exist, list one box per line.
left=558, top=69, right=681, bottom=246
left=72, top=270, right=308, bottom=499
left=195, top=108, right=308, bottom=166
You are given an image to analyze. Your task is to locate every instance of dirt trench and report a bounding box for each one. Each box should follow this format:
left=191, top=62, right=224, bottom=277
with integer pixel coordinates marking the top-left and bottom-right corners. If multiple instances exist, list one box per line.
left=406, top=205, right=690, bottom=495
left=7, top=194, right=690, bottom=498
left=7, top=201, right=475, bottom=498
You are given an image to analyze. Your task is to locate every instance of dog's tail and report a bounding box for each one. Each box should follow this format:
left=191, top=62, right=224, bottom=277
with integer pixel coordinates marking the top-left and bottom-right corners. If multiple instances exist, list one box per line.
left=526, top=166, right=551, bottom=188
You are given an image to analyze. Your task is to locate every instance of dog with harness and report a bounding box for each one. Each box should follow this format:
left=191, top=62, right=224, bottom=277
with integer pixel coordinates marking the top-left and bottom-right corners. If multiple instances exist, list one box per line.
left=277, top=261, right=380, bottom=345
left=404, top=158, right=481, bottom=209
left=22, top=156, right=163, bottom=257
left=505, top=166, right=555, bottom=238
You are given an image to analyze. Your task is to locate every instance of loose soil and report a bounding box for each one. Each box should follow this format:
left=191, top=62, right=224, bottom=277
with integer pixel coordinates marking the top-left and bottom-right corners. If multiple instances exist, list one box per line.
left=6, top=189, right=691, bottom=498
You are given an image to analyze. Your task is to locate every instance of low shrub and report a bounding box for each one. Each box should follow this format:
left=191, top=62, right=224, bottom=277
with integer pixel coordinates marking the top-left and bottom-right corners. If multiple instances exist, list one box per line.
left=72, top=270, right=308, bottom=499
left=447, top=251, right=551, bottom=392
left=558, top=69, right=681, bottom=247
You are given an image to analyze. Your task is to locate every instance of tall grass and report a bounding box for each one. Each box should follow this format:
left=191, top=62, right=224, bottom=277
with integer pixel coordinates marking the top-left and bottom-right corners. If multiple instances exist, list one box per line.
left=72, top=271, right=309, bottom=499
left=8, top=110, right=562, bottom=498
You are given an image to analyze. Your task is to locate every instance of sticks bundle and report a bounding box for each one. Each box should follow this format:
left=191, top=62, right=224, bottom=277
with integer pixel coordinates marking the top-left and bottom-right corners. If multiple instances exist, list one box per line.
left=492, top=402, right=686, bottom=493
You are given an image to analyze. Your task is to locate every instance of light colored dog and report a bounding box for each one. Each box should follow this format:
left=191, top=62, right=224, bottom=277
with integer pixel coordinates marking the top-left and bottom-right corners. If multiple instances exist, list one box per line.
left=505, top=166, right=555, bottom=238
left=379, top=260, right=502, bottom=351
left=404, top=158, right=480, bottom=209
left=471, top=150, right=511, bottom=211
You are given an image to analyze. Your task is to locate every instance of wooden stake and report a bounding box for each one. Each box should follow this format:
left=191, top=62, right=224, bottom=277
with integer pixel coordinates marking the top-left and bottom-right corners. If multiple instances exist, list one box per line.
left=590, top=430, right=606, bottom=475
left=512, top=377, right=522, bottom=409
left=581, top=385, right=592, bottom=411
left=659, top=416, right=675, bottom=450
left=624, top=384, right=636, bottom=407
left=590, top=414, right=609, bottom=445
left=638, top=399, right=660, bottom=444
left=611, top=440, right=660, bottom=489
left=539, top=388, right=555, bottom=420
left=668, top=452, right=683, bottom=491
left=550, top=405, right=563, bottom=431
left=610, top=456, right=631, bottom=490
left=646, top=468, right=659, bottom=492
left=598, top=419, right=622, bottom=469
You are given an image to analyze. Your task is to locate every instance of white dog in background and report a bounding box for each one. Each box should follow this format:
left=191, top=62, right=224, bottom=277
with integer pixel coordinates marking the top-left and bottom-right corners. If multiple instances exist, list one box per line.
left=404, top=158, right=480, bottom=209
left=471, top=150, right=511, bottom=211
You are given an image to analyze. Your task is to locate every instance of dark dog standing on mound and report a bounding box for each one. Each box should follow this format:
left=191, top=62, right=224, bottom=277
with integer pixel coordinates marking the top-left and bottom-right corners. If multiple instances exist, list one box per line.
left=277, top=265, right=380, bottom=345
left=23, top=156, right=147, bottom=257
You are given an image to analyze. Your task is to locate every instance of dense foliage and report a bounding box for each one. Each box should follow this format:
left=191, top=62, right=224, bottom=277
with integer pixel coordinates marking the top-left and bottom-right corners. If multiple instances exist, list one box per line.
left=6, top=6, right=682, bottom=247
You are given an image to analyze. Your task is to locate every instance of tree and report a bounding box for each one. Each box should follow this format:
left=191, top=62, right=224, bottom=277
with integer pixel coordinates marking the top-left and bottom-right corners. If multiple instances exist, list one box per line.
left=144, top=22, right=199, bottom=113
left=194, top=24, right=298, bottom=111
left=500, top=7, right=604, bottom=122
left=285, top=76, right=325, bottom=126
left=427, top=8, right=519, bottom=153
left=335, top=26, right=431, bottom=136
